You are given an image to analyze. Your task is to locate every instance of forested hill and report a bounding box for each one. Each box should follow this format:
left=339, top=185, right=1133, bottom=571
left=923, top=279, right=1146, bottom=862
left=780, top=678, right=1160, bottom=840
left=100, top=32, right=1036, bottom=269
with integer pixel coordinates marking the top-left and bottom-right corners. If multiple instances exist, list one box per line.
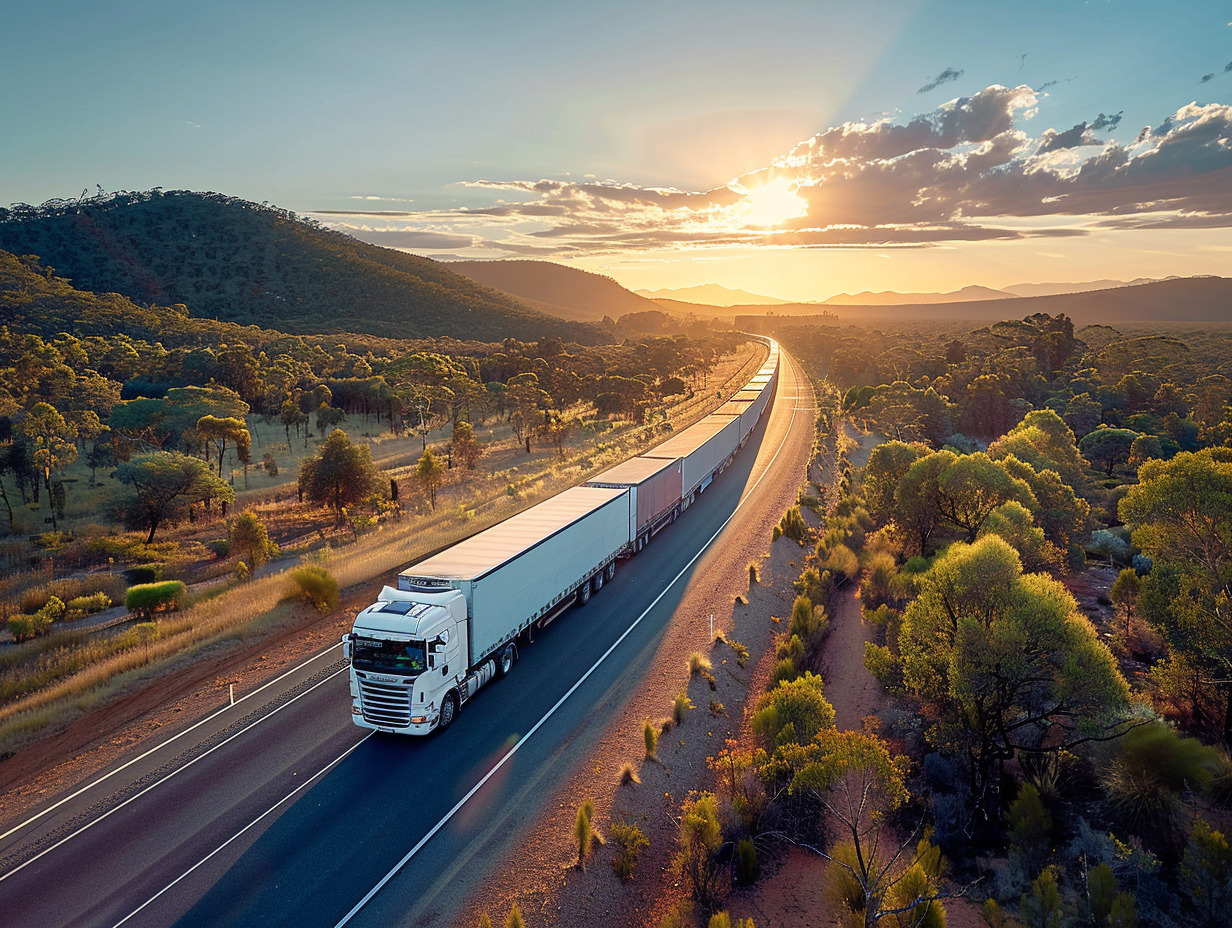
left=447, top=259, right=661, bottom=322
left=0, top=249, right=283, bottom=346
left=0, top=191, right=606, bottom=344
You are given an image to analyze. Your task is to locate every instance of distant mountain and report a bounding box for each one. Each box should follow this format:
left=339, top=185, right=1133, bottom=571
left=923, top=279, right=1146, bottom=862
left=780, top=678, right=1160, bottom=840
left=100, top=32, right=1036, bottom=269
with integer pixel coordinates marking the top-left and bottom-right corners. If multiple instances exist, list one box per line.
left=823, top=285, right=1014, bottom=305
left=0, top=190, right=604, bottom=343
left=634, top=284, right=797, bottom=306
left=731, top=277, right=1232, bottom=326
left=1002, top=277, right=1168, bottom=298
left=447, top=259, right=658, bottom=322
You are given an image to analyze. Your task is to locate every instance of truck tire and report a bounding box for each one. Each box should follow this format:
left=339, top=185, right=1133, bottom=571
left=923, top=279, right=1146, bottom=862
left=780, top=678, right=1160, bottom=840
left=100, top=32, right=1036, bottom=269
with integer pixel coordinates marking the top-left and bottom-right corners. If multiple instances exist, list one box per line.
left=438, top=693, right=458, bottom=730
left=498, top=644, right=516, bottom=677
left=605, top=561, right=616, bottom=582
left=579, top=582, right=591, bottom=605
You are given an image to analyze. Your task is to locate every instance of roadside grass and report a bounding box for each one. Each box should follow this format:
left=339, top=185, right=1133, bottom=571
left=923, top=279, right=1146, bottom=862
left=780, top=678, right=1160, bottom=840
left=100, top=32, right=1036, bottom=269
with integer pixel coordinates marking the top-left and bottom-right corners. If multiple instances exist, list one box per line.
left=0, top=342, right=769, bottom=752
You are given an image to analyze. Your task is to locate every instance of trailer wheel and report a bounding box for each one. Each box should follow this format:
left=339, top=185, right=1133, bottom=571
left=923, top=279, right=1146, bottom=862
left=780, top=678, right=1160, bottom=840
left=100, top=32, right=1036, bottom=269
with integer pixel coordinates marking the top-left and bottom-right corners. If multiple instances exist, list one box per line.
left=498, top=644, right=516, bottom=677
left=593, top=571, right=603, bottom=592
left=438, top=693, right=458, bottom=730
left=579, top=582, right=591, bottom=605
left=605, top=561, right=616, bottom=582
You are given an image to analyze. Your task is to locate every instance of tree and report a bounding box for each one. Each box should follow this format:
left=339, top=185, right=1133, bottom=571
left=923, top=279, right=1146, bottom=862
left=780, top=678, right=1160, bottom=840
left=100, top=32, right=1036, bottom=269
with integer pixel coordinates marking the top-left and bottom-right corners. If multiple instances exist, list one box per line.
left=1079, top=427, right=1139, bottom=477
left=415, top=447, right=446, bottom=510
left=315, top=403, right=345, bottom=438
left=196, top=414, right=250, bottom=477
left=863, top=441, right=930, bottom=528
left=897, top=536, right=1131, bottom=824
left=1120, top=449, right=1232, bottom=740
left=229, top=511, right=277, bottom=568
left=450, top=421, right=482, bottom=471
left=298, top=429, right=382, bottom=516
left=674, top=792, right=725, bottom=907
left=280, top=396, right=308, bottom=447
left=111, top=452, right=235, bottom=543
left=20, top=402, right=78, bottom=530
left=1181, top=818, right=1232, bottom=928
left=988, top=408, right=1087, bottom=489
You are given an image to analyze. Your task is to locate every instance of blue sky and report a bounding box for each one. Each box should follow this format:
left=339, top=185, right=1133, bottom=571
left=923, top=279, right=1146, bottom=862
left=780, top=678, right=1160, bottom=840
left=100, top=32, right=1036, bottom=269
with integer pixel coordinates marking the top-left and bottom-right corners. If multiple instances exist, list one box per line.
left=4, top=0, right=1230, bottom=298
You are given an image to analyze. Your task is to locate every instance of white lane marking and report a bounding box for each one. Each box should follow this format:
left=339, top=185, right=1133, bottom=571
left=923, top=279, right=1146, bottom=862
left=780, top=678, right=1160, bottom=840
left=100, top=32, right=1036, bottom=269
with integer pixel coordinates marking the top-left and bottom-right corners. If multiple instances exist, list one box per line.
left=334, top=353, right=810, bottom=927
left=0, top=640, right=344, bottom=846
left=108, top=733, right=374, bottom=928
left=0, top=667, right=352, bottom=884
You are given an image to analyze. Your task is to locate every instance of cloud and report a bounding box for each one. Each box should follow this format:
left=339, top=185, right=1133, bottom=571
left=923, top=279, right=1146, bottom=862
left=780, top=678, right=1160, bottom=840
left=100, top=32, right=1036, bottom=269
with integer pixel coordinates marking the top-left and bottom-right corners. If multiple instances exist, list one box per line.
left=349, top=194, right=415, bottom=203
left=1089, top=111, right=1123, bottom=131
left=329, top=227, right=476, bottom=250
left=918, top=67, right=965, bottom=94
left=314, top=87, right=1232, bottom=258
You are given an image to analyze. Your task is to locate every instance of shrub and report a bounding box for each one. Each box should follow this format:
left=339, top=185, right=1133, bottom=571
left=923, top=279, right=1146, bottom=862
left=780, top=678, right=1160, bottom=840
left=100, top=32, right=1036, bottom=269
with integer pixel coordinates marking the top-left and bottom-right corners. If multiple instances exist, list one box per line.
left=123, top=564, right=163, bottom=585
left=64, top=592, right=111, bottom=619
left=619, top=762, right=640, bottom=785
left=234, top=560, right=250, bottom=582
left=728, top=638, right=750, bottom=667
left=229, top=511, right=278, bottom=568
left=688, top=652, right=712, bottom=675
left=709, top=699, right=724, bottom=716
left=285, top=565, right=339, bottom=613
left=825, top=543, right=860, bottom=584
left=611, top=821, right=649, bottom=881
left=860, top=551, right=898, bottom=609
left=675, top=792, right=725, bottom=905
left=736, top=838, right=759, bottom=885
left=644, top=719, right=658, bottom=760
left=573, top=799, right=603, bottom=871
left=779, top=506, right=809, bottom=543
left=673, top=692, right=693, bottom=724
left=748, top=562, right=758, bottom=584
left=1007, top=783, right=1053, bottom=874
left=505, top=903, right=524, bottom=928
left=125, top=581, right=187, bottom=621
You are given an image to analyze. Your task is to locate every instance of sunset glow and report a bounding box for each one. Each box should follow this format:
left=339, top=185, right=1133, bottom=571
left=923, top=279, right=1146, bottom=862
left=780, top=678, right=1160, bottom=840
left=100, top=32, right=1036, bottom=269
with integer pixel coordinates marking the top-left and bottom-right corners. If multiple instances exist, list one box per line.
left=736, top=177, right=807, bottom=230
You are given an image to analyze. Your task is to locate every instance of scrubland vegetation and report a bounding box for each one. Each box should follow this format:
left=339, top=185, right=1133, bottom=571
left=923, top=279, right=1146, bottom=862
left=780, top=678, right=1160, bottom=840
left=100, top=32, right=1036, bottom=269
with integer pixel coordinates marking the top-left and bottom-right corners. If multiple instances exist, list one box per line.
left=0, top=240, right=760, bottom=752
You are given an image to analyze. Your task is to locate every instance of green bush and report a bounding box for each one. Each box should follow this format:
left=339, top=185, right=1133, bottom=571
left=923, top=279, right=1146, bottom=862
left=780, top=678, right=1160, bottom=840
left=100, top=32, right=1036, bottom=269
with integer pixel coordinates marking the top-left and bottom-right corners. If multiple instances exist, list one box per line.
left=124, top=564, right=164, bottom=585
left=125, top=581, right=188, bottom=620
left=644, top=719, right=658, bottom=760
left=286, top=565, right=339, bottom=613
left=673, top=692, right=693, bottom=724
left=778, top=506, right=809, bottom=543
left=736, top=838, right=759, bottom=884
left=611, top=821, right=649, bottom=881
left=64, top=592, right=111, bottom=620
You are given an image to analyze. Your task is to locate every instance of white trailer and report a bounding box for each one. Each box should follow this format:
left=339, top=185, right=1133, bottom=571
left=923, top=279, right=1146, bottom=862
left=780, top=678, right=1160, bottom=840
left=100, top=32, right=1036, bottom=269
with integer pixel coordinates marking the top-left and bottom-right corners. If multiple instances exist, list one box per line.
left=585, top=456, right=683, bottom=554
left=344, top=486, right=629, bottom=734
left=643, top=413, right=742, bottom=505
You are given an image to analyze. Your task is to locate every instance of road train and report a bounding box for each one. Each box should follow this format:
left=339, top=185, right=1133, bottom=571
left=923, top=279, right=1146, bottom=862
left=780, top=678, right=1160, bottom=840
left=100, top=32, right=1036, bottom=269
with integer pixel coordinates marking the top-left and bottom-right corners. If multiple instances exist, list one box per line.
left=342, top=338, right=780, bottom=734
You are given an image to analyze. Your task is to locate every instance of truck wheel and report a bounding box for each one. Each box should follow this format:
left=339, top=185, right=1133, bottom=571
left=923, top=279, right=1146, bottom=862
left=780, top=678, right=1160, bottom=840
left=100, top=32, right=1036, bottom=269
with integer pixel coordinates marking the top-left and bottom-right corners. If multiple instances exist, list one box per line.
left=579, top=582, right=591, bottom=605
left=498, top=644, right=516, bottom=677
left=605, top=561, right=616, bottom=582
left=438, top=693, right=458, bottom=730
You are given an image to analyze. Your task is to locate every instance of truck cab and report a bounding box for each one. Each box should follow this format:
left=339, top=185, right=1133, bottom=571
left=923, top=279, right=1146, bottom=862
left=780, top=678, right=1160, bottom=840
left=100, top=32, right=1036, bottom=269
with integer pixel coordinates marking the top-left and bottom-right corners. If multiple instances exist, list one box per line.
left=345, top=586, right=468, bottom=734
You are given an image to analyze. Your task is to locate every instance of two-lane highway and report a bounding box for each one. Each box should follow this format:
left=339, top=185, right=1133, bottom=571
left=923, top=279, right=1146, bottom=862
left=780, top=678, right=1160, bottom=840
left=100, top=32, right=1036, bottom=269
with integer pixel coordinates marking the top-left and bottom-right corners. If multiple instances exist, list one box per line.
left=0, top=348, right=815, bottom=928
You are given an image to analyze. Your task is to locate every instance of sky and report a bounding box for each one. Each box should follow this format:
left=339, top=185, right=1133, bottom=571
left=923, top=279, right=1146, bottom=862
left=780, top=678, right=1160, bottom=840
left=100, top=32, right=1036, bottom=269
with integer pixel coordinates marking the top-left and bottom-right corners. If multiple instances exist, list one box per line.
left=3, top=0, right=1231, bottom=301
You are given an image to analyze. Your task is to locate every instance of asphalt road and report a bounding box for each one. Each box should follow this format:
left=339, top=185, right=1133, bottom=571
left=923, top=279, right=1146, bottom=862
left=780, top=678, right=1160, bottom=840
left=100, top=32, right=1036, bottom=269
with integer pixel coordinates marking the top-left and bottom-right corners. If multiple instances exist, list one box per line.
left=0, top=348, right=816, bottom=928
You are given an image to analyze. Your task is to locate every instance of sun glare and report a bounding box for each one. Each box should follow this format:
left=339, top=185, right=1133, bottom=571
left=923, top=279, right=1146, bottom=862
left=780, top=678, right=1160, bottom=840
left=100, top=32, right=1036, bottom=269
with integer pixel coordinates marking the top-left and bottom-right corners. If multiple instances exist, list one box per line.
left=739, top=177, right=806, bottom=228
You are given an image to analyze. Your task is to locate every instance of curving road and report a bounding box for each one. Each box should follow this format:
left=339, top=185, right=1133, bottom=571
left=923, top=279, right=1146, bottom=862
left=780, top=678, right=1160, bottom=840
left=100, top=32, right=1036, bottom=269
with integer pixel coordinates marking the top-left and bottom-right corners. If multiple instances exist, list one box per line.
left=0, top=348, right=816, bottom=928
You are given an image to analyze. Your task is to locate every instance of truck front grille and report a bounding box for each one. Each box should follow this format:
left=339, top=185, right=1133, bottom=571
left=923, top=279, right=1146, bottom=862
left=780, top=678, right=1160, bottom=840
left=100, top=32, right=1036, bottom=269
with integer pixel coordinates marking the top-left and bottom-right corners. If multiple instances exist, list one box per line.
left=358, top=677, right=412, bottom=727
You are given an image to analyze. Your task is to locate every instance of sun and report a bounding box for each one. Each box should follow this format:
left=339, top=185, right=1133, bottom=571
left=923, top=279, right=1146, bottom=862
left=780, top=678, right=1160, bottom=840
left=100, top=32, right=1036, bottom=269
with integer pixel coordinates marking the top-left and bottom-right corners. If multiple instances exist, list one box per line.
left=739, top=177, right=806, bottom=228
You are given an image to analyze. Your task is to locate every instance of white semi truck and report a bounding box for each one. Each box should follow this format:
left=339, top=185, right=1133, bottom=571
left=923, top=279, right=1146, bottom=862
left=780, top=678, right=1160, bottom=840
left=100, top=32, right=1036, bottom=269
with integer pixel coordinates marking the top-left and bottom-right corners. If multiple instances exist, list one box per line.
left=344, top=486, right=629, bottom=734
left=343, top=336, right=781, bottom=735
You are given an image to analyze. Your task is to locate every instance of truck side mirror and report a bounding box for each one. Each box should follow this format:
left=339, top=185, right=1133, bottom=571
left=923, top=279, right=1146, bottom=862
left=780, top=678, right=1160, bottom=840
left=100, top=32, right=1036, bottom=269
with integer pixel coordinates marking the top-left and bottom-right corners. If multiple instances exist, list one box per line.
left=341, top=635, right=352, bottom=660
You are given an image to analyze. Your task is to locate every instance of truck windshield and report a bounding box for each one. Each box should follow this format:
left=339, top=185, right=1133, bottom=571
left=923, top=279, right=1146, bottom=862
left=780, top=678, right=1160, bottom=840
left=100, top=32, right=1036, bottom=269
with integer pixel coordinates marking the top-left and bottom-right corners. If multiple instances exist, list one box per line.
left=352, top=636, right=427, bottom=675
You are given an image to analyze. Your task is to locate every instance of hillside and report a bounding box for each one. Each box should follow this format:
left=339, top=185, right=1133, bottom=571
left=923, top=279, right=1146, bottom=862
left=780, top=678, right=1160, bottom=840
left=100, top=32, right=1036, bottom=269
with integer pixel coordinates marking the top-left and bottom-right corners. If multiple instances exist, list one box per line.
left=729, top=276, right=1232, bottom=327
left=0, top=191, right=605, bottom=344
left=447, top=259, right=659, bottom=322
left=0, top=249, right=284, bottom=346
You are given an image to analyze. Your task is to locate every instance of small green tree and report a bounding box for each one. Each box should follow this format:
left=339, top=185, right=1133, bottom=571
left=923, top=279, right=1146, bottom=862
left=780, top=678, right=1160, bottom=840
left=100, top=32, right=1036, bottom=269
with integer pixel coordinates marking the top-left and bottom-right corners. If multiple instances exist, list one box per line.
left=451, top=420, right=482, bottom=470
left=611, top=822, right=649, bottom=881
left=299, top=429, right=382, bottom=516
left=574, top=799, right=602, bottom=871
left=229, top=511, right=278, bottom=568
left=675, top=792, right=725, bottom=906
left=416, top=447, right=447, bottom=510
left=1181, top=818, right=1232, bottom=927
